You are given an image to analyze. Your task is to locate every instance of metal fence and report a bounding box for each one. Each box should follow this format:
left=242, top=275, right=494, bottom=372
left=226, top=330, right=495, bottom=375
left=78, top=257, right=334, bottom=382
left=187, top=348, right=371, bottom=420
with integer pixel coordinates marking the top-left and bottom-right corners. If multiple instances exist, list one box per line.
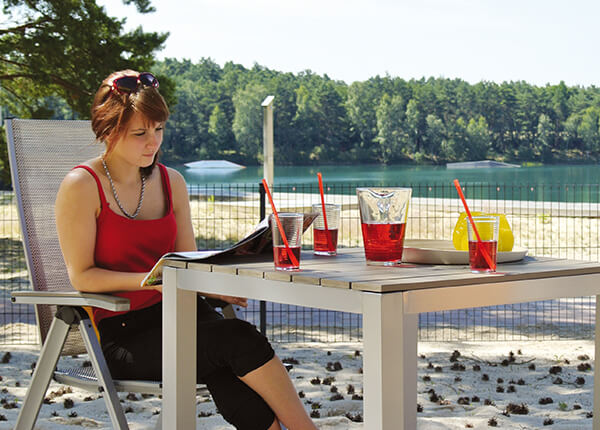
left=0, top=190, right=31, bottom=344
left=1, top=182, right=599, bottom=345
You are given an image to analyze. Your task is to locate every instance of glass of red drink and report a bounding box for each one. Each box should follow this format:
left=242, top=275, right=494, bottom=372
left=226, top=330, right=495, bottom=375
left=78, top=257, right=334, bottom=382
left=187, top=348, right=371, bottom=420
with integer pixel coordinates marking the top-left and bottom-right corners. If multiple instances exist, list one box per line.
left=270, top=213, right=303, bottom=271
left=311, top=203, right=340, bottom=256
left=356, top=187, right=412, bottom=266
left=467, top=215, right=499, bottom=273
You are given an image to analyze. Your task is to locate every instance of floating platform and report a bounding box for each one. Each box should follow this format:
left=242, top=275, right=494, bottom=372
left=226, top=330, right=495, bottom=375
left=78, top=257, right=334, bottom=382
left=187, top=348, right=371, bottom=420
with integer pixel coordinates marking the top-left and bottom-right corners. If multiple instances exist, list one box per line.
left=184, top=160, right=245, bottom=170
left=446, top=160, right=521, bottom=169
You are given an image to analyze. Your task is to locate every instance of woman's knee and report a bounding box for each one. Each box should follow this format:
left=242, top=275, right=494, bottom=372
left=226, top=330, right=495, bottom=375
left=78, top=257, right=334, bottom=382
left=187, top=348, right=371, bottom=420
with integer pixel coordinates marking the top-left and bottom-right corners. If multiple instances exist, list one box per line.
left=214, top=319, right=275, bottom=376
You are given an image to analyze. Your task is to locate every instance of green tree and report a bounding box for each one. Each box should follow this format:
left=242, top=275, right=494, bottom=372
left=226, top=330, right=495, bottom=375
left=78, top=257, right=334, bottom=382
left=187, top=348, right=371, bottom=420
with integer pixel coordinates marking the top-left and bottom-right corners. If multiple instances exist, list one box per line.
left=374, top=94, right=405, bottom=164
left=312, top=79, right=350, bottom=162
left=0, top=129, right=9, bottom=188
left=535, top=114, right=555, bottom=162
left=578, top=107, right=600, bottom=153
left=0, top=0, right=171, bottom=188
left=465, top=116, right=491, bottom=160
left=551, top=81, right=570, bottom=126
left=448, top=117, right=468, bottom=160
left=405, top=98, right=424, bottom=155
left=563, top=113, right=581, bottom=152
left=269, top=72, right=299, bottom=163
left=0, top=0, right=171, bottom=118
left=423, top=114, right=445, bottom=160
left=292, top=77, right=349, bottom=163
left=232, top=82, right=268, bottom=162
left=161, top=80, right=209, bottom=162
left=514, top=83, right=542, bottom=144
left=346, top=78, right=385, bottom=161
left=292, top=83, right=319, bottom=162
left=207, top=104, right=232, bottom=158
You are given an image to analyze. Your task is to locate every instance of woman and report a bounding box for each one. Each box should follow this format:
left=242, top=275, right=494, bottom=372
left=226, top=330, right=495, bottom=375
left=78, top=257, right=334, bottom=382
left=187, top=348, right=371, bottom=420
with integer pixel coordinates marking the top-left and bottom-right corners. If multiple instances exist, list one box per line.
left=55, top=70, right=317, bottom=430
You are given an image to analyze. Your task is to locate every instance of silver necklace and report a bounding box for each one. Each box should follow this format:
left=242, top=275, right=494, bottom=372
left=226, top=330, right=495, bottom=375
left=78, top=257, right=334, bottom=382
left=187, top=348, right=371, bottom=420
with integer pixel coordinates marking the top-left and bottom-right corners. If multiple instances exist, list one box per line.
left=101, top=157, right=146, bottom=219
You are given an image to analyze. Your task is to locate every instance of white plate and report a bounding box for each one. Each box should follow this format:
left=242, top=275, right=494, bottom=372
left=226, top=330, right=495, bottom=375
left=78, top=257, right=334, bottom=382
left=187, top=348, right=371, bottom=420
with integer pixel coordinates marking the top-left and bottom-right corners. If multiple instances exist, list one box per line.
left=401, top=239, right=528, bottom=265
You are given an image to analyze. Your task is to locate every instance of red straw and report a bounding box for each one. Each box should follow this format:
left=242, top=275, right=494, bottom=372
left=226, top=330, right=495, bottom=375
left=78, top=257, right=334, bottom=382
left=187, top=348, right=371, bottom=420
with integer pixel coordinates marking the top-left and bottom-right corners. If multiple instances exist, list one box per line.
left=317, top=172, right=334, bottom=251
left=453, top=179, right=496, bottom=271
left=262, top=179, right=299, bottom=267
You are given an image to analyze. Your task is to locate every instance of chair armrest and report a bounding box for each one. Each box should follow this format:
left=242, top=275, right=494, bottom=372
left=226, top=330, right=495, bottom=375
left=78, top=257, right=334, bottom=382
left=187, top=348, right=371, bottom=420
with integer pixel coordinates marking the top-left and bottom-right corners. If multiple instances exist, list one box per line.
left=11, top=291, right=130, bottom=312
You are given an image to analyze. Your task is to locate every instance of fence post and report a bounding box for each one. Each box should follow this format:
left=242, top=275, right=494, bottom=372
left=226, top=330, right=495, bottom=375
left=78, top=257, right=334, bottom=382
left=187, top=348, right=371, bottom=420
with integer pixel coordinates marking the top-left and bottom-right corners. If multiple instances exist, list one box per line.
left=259, top=182, right=267, bottom=336
left=262, top=96, right=275, bottom=188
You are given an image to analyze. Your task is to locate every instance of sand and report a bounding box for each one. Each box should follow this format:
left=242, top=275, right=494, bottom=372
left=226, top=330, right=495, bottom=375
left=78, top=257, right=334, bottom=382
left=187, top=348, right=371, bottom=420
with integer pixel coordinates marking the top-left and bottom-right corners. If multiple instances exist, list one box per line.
left=0, top=339, right=596, bottom=429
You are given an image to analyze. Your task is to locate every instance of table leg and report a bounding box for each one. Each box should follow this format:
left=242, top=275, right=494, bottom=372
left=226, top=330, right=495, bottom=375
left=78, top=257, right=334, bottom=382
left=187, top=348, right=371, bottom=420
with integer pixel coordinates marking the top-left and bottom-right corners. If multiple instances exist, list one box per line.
left=594, top=295, right=600, bottom=430
left=362, top=292, right=418, bottom=430
left=162, top=266, right=197, bottom=430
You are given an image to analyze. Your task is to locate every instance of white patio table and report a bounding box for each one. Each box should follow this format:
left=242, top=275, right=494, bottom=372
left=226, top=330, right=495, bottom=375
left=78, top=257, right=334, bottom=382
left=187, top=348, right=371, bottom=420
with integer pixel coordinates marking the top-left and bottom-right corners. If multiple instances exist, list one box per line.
left=161, top=248, right=600, bottom=429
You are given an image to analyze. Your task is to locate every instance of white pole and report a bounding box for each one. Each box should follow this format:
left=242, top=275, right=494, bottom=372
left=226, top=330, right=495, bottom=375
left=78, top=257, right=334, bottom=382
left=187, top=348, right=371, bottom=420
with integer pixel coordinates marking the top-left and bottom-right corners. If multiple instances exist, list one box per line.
left=262, top=95, right=275, bottom=187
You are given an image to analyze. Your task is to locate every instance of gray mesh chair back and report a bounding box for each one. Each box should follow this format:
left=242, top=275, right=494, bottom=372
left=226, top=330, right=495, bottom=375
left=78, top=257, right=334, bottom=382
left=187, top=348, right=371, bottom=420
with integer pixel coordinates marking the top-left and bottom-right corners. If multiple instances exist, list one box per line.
left=6, top=119, right=102, bottom=355
left=7, top=119, right=135, bottom=430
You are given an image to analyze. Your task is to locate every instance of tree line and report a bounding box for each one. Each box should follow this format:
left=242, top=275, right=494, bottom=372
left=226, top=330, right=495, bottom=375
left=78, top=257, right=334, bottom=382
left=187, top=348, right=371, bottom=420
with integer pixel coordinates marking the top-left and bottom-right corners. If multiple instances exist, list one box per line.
left=153, top=58, right=600, bottom=166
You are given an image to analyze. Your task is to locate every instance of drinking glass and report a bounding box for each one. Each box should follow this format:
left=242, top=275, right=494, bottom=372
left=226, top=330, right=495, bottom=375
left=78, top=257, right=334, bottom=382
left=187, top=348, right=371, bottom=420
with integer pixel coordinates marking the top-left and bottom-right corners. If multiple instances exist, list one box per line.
left=356, top=187, right=412, bottom=266
left=270, top=213, right=303, bottom=271
left=467, top=215, right=499, bottom=273
left=311, top=203, right=340, bottom=256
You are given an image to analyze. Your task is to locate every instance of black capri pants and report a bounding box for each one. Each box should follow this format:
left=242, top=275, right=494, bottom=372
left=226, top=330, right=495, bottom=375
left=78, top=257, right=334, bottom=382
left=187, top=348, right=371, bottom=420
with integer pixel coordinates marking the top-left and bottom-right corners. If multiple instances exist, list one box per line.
left=97, top=296, right=276, bottom=430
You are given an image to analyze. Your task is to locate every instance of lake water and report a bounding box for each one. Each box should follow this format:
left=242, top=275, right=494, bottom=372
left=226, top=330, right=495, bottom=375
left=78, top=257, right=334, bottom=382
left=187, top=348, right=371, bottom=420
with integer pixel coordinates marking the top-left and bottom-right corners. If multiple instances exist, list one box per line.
left=176, top=163, right=600, bottom=202
left=177, top=164, right=600, bottom=186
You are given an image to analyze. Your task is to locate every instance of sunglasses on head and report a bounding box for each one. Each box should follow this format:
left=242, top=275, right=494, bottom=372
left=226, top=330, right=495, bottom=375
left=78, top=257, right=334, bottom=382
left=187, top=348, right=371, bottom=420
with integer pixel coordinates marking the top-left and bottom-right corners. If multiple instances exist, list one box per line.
left=111, top=72, right=159, bottom=95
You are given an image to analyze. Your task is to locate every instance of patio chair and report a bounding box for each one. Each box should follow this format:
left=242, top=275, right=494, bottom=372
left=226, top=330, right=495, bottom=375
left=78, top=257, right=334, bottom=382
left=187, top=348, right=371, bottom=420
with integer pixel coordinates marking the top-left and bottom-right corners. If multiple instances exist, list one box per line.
left=7, top=118, right=240, bottom=430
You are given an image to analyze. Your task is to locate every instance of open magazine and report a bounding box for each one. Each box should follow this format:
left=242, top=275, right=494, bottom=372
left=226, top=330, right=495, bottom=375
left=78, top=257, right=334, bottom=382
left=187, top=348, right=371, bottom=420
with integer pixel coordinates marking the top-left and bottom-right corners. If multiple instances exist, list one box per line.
left=141, top=213, right=318, bottom=287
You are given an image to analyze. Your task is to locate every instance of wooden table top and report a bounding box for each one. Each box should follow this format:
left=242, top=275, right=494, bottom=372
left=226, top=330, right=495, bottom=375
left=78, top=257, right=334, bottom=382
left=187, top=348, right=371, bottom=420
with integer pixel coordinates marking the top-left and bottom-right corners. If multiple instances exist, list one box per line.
left=165, top=248, right=600, bottom=293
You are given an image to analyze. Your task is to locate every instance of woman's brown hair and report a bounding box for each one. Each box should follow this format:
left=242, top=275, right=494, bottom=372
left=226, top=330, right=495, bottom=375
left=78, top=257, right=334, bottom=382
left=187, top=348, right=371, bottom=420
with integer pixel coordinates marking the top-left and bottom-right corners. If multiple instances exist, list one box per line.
left=91, top=70, right=169, bottom=176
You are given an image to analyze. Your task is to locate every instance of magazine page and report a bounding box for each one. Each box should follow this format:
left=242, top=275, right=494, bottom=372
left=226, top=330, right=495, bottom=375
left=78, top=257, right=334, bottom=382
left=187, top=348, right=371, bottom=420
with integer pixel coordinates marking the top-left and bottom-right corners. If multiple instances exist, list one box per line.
left=141, top=213, right=317, bottom=287
left=141, top=250, right=222, bottom=287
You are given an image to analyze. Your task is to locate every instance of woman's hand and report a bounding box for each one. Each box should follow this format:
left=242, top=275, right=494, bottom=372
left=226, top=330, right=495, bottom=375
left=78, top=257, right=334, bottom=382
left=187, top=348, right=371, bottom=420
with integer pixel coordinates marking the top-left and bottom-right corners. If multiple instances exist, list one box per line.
left=213, top=294, right=248, bottom=308
left=145, top=285, right=245, bottom=307
left=148, top=284, right=162, bottom=294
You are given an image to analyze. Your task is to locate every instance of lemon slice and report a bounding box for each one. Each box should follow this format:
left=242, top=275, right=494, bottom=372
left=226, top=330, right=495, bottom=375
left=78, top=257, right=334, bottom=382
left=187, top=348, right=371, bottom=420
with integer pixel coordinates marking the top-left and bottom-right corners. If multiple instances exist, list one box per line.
left=452, top=212, right=514, bottom=252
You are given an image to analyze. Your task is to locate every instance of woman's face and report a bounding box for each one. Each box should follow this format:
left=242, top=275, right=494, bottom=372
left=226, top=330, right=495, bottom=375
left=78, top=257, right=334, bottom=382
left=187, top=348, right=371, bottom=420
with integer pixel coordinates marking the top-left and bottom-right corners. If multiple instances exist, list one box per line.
left=111, top=112, right=164, bottom=168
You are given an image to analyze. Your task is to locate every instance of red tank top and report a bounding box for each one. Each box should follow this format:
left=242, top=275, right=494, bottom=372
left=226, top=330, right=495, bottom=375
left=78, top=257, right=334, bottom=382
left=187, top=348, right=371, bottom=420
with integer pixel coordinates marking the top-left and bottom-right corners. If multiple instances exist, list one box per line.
left=74, top=163, right=177, bottom=323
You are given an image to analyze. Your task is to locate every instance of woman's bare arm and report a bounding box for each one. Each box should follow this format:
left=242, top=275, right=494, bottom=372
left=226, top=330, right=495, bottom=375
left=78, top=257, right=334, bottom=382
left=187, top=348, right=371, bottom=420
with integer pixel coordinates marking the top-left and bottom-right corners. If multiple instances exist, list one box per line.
left=169, top=167, right=198, bottom=253
left=55, top=168, right=148, bottom=293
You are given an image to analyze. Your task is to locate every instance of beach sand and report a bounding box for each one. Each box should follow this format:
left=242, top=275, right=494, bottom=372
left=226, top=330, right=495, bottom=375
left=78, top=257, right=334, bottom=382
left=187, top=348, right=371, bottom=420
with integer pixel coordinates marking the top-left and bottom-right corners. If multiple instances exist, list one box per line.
left=0, top=337, right=596, bottom=429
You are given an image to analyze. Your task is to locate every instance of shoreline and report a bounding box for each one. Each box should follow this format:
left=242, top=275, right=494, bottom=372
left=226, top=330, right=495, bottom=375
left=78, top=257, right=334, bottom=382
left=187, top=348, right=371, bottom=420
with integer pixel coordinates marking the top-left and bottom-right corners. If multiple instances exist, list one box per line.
left=187, top=189, right=600, bottom=216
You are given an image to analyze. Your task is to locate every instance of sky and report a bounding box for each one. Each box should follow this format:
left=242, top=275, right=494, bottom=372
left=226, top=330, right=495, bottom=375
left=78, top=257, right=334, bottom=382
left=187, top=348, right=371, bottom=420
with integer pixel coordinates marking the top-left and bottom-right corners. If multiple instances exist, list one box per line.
left=98, top=0, right=600, bottom=87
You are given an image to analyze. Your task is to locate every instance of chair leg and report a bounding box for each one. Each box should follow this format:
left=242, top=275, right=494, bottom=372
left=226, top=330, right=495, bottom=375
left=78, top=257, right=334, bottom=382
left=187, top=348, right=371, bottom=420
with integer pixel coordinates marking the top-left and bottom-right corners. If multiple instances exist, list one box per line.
left=15, top=316, right=70, bottom=430
left=78, top=318, right=129, bottom=430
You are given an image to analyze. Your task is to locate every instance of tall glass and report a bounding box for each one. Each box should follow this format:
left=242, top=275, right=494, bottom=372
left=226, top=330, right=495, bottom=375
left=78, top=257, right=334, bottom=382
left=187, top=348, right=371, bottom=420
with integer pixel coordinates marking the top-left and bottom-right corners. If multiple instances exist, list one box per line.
left=467, top=215, right=499, bottom=273
left=270, top=213, right=303, bottom=271
left=357, top=187, right=412, bottom=266
left=311, top=203, right=340, bottom=256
